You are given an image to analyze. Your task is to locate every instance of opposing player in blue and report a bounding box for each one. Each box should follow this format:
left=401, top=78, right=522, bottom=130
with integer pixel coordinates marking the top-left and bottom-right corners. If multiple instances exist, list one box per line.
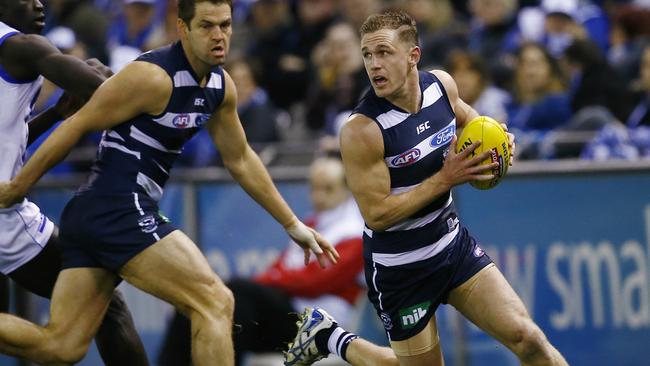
left=0, top=0, right=338, bottom=365
left=285, top=11, right=568, bottom=366
left=0, top=0, right=148, bottom=364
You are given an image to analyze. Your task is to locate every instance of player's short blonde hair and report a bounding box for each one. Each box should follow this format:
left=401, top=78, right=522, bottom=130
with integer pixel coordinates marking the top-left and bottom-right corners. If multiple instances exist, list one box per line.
left=360, top=10, right=419, bottom=47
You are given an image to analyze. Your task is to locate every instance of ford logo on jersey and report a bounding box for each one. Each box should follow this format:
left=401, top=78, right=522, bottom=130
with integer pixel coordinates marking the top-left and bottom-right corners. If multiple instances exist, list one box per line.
left=173, top=114, right=191, bottom=128
left=391, top=148, right=421, bottom=167
left=195, top=114, right=210, bottom=127
left=430, top=124, right=455, bottom=148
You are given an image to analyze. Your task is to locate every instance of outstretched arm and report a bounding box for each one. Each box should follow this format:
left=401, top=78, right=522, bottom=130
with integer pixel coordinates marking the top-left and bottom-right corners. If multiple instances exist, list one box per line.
left=0, top=61, right=171, bottom=206
left=0, top=34, right=108, bottom=99
left=208, top=71, right=339, bottom=268
left=0, top=33, right=114, bottom=142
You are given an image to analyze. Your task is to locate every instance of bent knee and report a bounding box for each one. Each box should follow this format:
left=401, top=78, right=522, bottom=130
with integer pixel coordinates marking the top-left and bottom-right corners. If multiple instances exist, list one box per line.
left=378, top=354, right=400, bottom=366
left=183, top=276, right=234, bottom=320
left=508, top=324, right=551, bottom=361
left=42, top=337, right=91, bottom=365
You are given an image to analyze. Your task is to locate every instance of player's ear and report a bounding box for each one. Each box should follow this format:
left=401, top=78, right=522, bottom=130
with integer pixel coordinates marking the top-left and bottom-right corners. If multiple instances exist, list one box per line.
left=409, top=46, right=421, bottom=68
left=176, top=18, right=189, bottom=39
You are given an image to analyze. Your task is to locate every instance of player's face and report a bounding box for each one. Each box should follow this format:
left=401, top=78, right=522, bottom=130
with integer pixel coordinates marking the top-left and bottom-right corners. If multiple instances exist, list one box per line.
left=2, top=0, right=45, bottom=34
left=361, top=29, right=415, bottom=98
left=184, top=2, right=232, bottom=66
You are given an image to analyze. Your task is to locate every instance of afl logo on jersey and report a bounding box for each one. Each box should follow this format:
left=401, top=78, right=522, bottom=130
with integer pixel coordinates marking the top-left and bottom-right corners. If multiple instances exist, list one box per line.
left=391, top=148, right=421, bottom=167
left=173, top=114, right=191, bottom=128
left=430, top=124, right=455, bottom=148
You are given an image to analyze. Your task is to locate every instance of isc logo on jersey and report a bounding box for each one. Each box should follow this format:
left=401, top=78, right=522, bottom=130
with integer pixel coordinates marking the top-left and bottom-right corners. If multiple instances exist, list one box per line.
left=391, top=148, right=421, bottom=167
left=173, top=114, right=191, bottom=128
left=430, top=124, right=455, bottom=149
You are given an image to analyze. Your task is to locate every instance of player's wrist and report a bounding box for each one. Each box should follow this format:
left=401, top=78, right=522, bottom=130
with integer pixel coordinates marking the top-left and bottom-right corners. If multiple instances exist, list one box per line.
left=282, top=216, right=300, bottom=230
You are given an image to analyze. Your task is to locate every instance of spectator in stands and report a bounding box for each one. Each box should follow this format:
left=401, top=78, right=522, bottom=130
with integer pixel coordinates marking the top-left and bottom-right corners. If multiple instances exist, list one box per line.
left=508, top=42, right=571, bottom=158
left=157, top=156, right=365, bottom=366
left=467, top=0, right=520, bottom=88
left=399, top=0, right=469, bottom=68
left=563, top=38, right=632, bottom=123
left=541, top=0, right=609, bottom=57
left=247, top=0, right=339, bottom=110
left=107, top=0, right=162, bottom=70
left=339, top=0, right=381, bottom=31
left=43, top=0, right=109, bottom=62
left=446, top=50, right=511, bottom=124
left=305, top=22, right=369, bottom=134
left=608, top=5, right=650, bottom=83
left=107, top=0, right=159, bottom=50
left=508, top=42, right=570, bottom=131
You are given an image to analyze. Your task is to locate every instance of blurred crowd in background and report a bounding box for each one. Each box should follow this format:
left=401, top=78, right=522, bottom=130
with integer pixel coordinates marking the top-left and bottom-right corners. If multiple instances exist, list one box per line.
left=30, top=0, right=650, bottom=174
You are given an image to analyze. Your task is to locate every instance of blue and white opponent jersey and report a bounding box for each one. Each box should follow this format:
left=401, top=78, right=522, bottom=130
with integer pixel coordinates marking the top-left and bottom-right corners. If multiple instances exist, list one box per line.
left=0, top=22, right=53, bottom=274
left=0, top=21, right=43, bottom=182
left=353, top=71, right=459, bottom=267
left=81, top=42, right=226, bottom=200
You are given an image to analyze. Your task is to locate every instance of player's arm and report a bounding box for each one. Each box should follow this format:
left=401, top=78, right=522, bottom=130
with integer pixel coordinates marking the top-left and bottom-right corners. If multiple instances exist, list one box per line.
left=432, top=69, right=515, bottom=159
left=0, top=61, right=171, bottom=203
left=0, top=34, right=107, bottom=99
left=1, top=34, right=113, bottom=143
left=431, top=70, right=478, bottom=131
left=207, top=71, right=338, bottom=267
left=27, top=89, right=87, bottom=146
left=340, top=115, right=495, bottom=231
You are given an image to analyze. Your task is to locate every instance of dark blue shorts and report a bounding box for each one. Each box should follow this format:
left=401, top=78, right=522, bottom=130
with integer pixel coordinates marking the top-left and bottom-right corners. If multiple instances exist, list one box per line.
left=364, top=225, right=492, bottom=341
left=58, top=192, right=176, bottom=273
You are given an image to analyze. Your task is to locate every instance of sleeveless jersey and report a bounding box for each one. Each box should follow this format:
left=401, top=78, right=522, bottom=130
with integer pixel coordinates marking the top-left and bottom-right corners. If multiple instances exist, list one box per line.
left=0, top=22, right=43, bottom=182
left=80, top=42, right=226, bottom=200
left=352, top=71, right=459, bottom=267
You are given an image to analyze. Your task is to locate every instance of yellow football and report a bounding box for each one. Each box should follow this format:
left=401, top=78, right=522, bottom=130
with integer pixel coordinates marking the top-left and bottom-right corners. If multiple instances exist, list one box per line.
left=456, top=116, right=510, bottom=190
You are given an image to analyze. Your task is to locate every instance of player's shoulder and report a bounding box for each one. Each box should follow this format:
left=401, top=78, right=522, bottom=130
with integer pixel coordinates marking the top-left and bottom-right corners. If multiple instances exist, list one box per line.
left=121, top=60, right=171, bottom=84
left=0, top=32, right=53, bottom=56
left=340, top=113, right=382, bottom=147
left=428, top=69, right=457, bottom=91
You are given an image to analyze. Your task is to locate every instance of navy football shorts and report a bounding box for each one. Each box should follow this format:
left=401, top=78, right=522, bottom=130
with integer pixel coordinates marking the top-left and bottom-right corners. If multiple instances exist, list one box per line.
left=364, top=224, right=492, bottom=341
left=58, top=191, right=176, bottom=273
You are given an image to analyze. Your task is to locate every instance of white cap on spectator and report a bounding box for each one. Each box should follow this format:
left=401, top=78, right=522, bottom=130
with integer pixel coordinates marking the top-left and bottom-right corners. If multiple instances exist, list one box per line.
left=542, top=0, right=578, bottom=18
left=110, top=45, right=142, bottom=72
left=45, top=26, right=76, bottom=51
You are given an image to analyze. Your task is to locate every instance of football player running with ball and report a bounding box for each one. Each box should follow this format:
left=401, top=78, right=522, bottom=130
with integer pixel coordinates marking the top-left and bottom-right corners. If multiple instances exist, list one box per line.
left=285, top=10, right=568, bottom=366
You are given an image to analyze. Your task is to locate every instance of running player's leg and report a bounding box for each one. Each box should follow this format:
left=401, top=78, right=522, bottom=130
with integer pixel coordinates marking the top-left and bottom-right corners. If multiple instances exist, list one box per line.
left=285, top=307, right=399, bottom=366
left=119, top=230, right=235, bottom=366
left=389, top=316, right=444, bottom=366
left=447, top=264, right=568, bottom=366
left=0, top=267, right=117, bottom=365
left=343, top=339, right=400, bottom=366
left=8, top=230, right=149, bottom=366
left=95, top=290, right=149, bottom=366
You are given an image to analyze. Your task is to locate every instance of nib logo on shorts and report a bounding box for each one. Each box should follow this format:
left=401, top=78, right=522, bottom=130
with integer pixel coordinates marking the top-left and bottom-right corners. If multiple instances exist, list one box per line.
left=399, top=301, right=431, bottom=329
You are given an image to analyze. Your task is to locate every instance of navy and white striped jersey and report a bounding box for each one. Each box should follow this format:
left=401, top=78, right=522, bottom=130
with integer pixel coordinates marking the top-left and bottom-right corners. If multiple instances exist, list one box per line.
left=80, top=42, right=225, bottom=200
left=353, top=71, right=459, bottom=267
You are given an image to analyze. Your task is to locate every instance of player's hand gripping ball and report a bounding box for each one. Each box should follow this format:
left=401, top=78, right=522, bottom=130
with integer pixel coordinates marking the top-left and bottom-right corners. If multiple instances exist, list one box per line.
left=456, top=116, right=510, bottom=190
